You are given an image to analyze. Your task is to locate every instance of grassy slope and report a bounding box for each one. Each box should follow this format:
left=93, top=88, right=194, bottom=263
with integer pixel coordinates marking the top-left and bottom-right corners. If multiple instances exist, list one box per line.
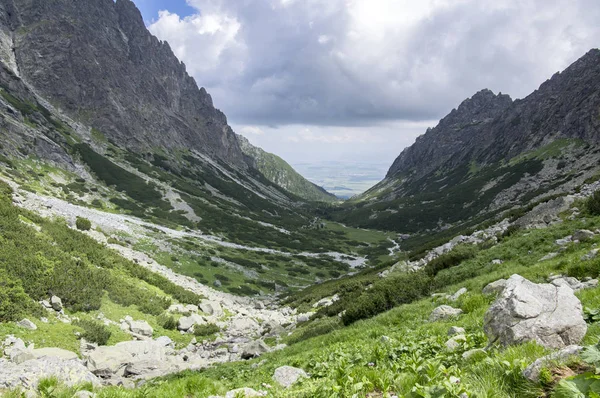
left=16, top=197, right=600, bottom=397
left=237, top=134, right=338, bottom=203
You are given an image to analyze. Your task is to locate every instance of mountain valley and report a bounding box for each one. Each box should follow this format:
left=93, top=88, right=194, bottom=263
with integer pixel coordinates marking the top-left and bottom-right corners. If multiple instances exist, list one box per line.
left=0, top=0, right=599, bottom=397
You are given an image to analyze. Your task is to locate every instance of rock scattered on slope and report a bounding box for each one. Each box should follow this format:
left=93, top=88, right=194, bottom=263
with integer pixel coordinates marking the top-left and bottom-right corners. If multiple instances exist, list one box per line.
left=0, top=357, right=100, bottom=390
left=273, top=366, right=308, bottom=388
left=522, top=345, right=583, bottom=381
left=241, top=340, right=270, bottom=360
left=429, top=305, right=463, bottom=322
left=573, top=229, right=595, bottom=242
left=482, top=279, right=507, bottom=295
left=17, top=319, right=37, bottom=330
left=484, top=274, right=587, bottom=349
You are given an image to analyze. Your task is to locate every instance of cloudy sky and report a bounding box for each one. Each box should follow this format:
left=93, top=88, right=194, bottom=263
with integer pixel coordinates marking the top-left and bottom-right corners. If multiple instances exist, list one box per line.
left=133, top=0, right=600, bottom=166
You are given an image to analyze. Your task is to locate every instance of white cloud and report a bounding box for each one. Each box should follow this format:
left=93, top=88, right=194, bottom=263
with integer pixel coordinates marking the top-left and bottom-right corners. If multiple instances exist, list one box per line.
left=238, top=126, right=265, bottom=136
left=144, top=0, right=600, bottom=164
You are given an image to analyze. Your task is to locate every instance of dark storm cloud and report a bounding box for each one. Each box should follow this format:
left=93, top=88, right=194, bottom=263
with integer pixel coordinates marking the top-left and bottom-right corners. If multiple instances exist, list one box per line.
left=148, top=0, right=600, bottom=127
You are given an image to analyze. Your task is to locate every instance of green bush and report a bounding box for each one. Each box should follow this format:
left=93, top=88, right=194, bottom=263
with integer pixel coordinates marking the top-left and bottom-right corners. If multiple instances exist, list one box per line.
left=424, top=244, right=478, bottom=277
left=158, top=314, right=178, bottom=330
left=586, top=190, right=600, bottom=215
left=76, top=319, right=111, bottom=345
left=342, top=271, right=431, bottom=325
left=0, top=269, right=32, bottom=322
left=193, top=323, right=220, bottom=337
left=75, top=217, right=91, bottom=231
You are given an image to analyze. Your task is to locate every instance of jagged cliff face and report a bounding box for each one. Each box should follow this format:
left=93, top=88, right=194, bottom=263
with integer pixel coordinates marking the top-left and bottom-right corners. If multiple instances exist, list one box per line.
left=388, top=50, right=600, bottom=179
left=0, top=0, right=246, bottom=168
left=334, top=49, right=600, bottom=234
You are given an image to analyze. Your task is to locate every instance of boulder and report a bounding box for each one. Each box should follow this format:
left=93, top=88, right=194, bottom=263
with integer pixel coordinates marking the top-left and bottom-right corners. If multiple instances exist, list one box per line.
left=482, top=279, right=507, bottom=295
left=17, top=319, right=37, bottom=330
left=581, top=249, right=600, bottom=261
left=573, top=229, right=595, bottom=242
left=429, top=305, right=463, bottom=322
left=127, top=320, right=153, bottom=337
left=523, top=345, right=583, bottom=381
left=449, top=288, right=467, bottom=302
left=0, top=357, right=100, bottom=390
left=540, top=253, right=559, bottom=261
left=32, top=347, right=78, bottom=361
left=85, top=340, right=168, bottom=378
left=241, top=340, right=270, bottom=360
left=273, top=366, right=308, bottom=388
left=199, top=300, right=223, bottom=317
left=228, top=317, right=260, bottom=337
left=484, top=274, right=587, bottom=349
left=178, top=314, right=205, bottom=331
left=462, top=349, right=487, bottom=361
left=10, top=348, right=35, bottom=364
left=445, top=335, right=466, bottom=351
left=224, top=388, right=265, bottom=398
left=448, top=326, right=465, bottom=336
left=50, top=295, right=63, bottom=311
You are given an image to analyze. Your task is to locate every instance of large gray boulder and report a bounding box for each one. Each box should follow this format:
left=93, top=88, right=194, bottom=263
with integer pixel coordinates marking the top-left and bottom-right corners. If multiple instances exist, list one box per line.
left=484, top=274, right=587, bottom=349
left=85, top=340, right=169, bottom=377
left=482, top=279, right=507, bottom=295
left=178, top=314, right=205, bottom=331
left=32, top=347, right=78, bottom=361
left=241, top=340, right=270, bottom=360
left=127, top=320, right=153, bottom=337
left=0, top=357, right=100, bottom=390
left=429, top=305, right=463, bottom=322
left=50, top=295, right=63, bottom=311
left=199, top=300, right=223, bottom=317
left=17, top=319, right=37, bottom=330
left=273, top=366, right=308, bottom=388
left=523, top=345, right=583, bottom=381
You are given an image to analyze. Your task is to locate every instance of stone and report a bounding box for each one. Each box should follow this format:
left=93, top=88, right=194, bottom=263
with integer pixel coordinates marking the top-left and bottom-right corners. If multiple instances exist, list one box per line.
left=50, top=295, right=63, bottom=311
left=32, top=347, right=78, bottom=361
left=155, top=336, right=173, bottom=347
left=573, top=229, right=595, bottom=242
left=224, top=388, right=265, bottom=398
left=491, top=259, right=503, bottom=265
left=581, top=249, right=600, bottom=261
left=484, top=274, right=587, bottom=349
left=449, top=288, right=467, bottom=302
left=228, top=317, right=260, bottom=337
left=178, top=314, right=205, bottom=331
left=448, top=326, right=465, bottom=336
left=555, top=237, right=572, bottom=246
left=445, top=335, right=466, bottom=351
left=523, top=345, right=583, bottom=381
left=297, top=314, right=311, bottom=323
left=127, top=320, right=153, bottom=337
left=10, top=348, right=36, bottom=364
left=482, top=279, right=507, bottom=295
left=17, top=319, right=37, bottom=330
left=429, top=305, right=463, bottom=322
left=273, top=366, right=308, bottom=388
left=241, top=340, right=270, bottom=360
left=85, top=340, right=169, bottom=378
left=199, top=300, right=223, bottom=317
left=41, top=300, right=52, bottom=309
left=0, top=357, right=100, bottom=390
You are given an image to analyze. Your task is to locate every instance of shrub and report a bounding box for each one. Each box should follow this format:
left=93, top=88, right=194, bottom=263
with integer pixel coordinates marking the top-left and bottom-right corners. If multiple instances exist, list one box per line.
left=138, top=297, right=171, bottom=316
left=76, top=319, right=111, bottom=345
left=0, top=269, right=32, bottom=322
left=342, top=271, right=431, bottom=325
left=158, top=314, right=178, bottom=330
left=424, top=244, right=478, bottom=277
left=193, top=323, right=220, bottom=337
left=75, top=217, right=92, bottom=231
left=586, top=190, right=600, bottom=215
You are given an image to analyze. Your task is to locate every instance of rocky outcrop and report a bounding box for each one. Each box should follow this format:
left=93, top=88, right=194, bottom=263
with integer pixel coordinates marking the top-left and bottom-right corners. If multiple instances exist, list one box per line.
left=273, top=366, right=308, bottom=388
left=484, top=274, right=587, bottom=349
left=429, top=306, right=463, bottom=322
left=2, top=0, right=247, bottom=168
left=522, top=345, right=583, bottom=381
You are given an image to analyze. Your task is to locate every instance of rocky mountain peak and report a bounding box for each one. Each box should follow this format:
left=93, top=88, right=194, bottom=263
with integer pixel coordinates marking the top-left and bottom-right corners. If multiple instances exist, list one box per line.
left=1, top=0, right=247, bottom=168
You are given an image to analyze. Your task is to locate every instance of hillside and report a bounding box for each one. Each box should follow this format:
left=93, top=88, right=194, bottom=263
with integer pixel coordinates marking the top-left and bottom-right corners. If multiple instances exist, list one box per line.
left=0, top=0, right=600, bottom=397
left=237, top=134, right=338, bottom=203
left=330, top=50, right=600, bottom=240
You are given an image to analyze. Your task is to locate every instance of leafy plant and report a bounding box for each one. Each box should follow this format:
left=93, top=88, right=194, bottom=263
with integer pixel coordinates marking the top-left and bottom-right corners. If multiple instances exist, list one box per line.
left=75, top=319, right=111, bottom=345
